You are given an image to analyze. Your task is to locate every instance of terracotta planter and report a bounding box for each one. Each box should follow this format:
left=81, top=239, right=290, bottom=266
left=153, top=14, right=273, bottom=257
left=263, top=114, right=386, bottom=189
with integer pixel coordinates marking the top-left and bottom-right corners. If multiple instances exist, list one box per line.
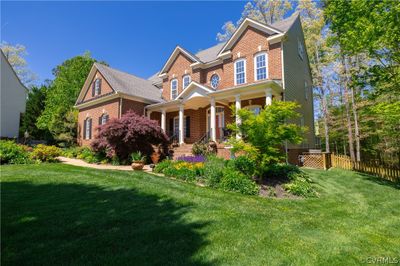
left=151, top=152, right=161, bottom=164
left=131, top=161, right=144, bottom=170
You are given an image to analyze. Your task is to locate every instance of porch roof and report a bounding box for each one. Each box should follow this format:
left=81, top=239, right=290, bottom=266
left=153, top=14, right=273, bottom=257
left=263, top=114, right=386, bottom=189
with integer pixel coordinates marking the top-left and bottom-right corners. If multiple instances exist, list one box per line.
left=145, top=80, right=283, bottom=112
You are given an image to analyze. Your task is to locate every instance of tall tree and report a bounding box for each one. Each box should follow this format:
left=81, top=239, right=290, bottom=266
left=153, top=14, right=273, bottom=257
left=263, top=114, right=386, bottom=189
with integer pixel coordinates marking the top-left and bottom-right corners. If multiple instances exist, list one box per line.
left=20, top=85, right=53, bottom=141
left=217, top=0, right=292, bottom=42
left=36, top=52, right=105, bottom=146
left=0, top=42, right=37, bottom=86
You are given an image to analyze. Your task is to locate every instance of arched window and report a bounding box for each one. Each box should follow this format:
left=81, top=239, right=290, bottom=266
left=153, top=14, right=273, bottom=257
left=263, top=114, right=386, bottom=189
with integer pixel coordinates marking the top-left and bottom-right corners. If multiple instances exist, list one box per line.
left=234, top=59, right=246, bottom=85
left=84, top=117, right=92, bottom=139
left=254, top=53, right=267, bottom=81
left=93, top=78, right=101, bottom=96
left=99, top=113, right=109, bottom=125
left=170, top=79, right=178, bottom=99
left=210, top=74, right=220, bottom=89
left=183, top=75, right=191, bottom=89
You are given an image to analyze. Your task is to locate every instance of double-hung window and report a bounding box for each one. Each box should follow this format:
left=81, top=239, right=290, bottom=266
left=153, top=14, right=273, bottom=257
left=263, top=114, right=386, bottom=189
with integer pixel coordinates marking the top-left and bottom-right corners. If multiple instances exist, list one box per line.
left=183, top=75, right=191, bottom=89
left=99, top=113, right=109, bottom=125
left=84, top=118, right=92, bottom=139
left=93, top=78, right=101, bottom=96
left=171, top=79, right=178, bottom=99
left=235, top=59, right=246, bottom=85
left=254, top=53, right=267, bottom=81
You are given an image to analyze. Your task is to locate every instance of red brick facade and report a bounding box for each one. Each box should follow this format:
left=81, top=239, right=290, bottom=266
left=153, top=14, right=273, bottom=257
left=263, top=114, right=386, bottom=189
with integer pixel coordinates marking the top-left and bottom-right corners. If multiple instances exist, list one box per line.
left=82, top=71, right=114, bottom=102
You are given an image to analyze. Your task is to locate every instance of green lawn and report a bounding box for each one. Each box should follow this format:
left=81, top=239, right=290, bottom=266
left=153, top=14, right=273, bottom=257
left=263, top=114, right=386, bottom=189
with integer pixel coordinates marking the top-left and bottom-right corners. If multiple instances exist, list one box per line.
left=1, top=164, right=399, bottom=265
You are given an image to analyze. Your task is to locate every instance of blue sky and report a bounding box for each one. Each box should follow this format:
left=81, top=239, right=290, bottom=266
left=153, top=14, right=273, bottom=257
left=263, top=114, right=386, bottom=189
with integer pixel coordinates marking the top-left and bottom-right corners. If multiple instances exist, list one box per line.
left=1, top=1, right=250, bottom=84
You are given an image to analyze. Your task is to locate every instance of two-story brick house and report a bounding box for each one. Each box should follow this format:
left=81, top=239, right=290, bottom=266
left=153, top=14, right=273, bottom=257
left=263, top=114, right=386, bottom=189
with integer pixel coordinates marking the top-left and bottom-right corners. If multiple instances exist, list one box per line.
left=75, top=13, right=315, bottom=161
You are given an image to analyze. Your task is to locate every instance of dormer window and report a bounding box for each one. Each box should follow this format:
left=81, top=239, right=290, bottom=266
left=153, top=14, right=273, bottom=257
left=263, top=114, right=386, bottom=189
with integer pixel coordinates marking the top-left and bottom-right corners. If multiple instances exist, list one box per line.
left=254, top=53, right=267, bottom=81
left=298, top=39, right=304, bottom=60
left=93, top=78, right=101, bottom=96
left=183, top=75, right=191, bottom=89
left=171, top=79, right=178, bottom=99
left=210, top=74, right=220, bottom=89
left=234, top=59, right=246, bottom=85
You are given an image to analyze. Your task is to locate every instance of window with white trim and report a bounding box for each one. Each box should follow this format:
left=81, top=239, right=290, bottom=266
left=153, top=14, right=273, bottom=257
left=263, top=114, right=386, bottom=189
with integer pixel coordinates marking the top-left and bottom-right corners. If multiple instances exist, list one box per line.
left=94, top=78, right=101, bottom=96
left=170, top=79, right=178, bottom=99
left=245, top=105, right=262, bottom=115
left=100, top=113, right=109, bottom=125
left=254, top=53, right=267, bottom=81
left=183, top=75, right=191, bottom=89
left=298, top=39, right=304, bottom=60
left=84, top=118, right=92, bottom=139
left=210, top=74, right=220, bottom=89
left=234, top=59, right=246, bottom=85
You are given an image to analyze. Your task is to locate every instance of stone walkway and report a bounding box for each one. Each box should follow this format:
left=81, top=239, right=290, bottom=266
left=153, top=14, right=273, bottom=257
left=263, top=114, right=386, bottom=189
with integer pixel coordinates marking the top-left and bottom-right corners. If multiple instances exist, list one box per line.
left=58, top=156, right=153, bottom=172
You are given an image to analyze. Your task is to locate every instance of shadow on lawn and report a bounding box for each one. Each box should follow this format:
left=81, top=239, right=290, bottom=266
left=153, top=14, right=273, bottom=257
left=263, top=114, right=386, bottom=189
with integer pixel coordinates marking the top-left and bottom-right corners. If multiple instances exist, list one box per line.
left=2, top=181, right=215, bottom=266
left=358, top=172, right=400, bottom=190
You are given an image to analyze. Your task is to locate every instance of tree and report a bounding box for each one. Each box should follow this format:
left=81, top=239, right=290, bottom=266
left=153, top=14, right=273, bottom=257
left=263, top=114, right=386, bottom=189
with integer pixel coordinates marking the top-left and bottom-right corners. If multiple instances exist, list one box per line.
left=91, top=111, right=169, bottom=161
left=36, top=52, right=104, bottom=146
left=217, top=0, right=292, bottom=41
left=20, top=85, right=53, bottom=141
left=228, top=101, right=306, bottom=167
left=0, top=42, right=37, bottom=86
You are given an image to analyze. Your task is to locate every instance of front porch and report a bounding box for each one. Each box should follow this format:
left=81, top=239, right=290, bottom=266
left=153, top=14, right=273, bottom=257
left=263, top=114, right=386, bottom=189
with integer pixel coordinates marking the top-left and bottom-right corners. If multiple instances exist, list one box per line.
left=146, top=80, right=283, bottom=145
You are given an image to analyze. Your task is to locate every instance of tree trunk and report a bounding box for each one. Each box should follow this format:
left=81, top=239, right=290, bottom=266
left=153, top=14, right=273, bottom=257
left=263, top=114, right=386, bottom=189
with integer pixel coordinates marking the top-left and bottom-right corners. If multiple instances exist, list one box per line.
left=341, top=56, right=356, bottom=161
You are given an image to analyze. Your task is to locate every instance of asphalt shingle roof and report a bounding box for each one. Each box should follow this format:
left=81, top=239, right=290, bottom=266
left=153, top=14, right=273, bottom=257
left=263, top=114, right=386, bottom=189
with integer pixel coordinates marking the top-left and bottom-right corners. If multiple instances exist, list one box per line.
left=95, top=63, right=163, bottom=103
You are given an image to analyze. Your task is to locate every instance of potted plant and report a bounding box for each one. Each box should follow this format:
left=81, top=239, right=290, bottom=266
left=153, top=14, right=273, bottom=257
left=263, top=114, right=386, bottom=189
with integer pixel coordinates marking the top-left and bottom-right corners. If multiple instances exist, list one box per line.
left=151, top=145, right=161, bottom=164
left=131, top=151, right=145, bottom=170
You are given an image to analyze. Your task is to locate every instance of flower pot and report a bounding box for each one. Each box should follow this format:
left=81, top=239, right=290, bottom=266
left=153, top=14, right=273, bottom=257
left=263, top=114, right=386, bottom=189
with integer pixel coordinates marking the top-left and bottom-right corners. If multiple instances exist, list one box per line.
left=131, top=161, right=144, bottom=170
left=151, top=152, right=161, bottom=164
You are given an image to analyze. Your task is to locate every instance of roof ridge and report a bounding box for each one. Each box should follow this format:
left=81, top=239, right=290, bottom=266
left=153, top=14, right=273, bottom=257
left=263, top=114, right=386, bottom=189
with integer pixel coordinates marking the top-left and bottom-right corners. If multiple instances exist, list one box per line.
left=94, top=62, right=153, bottom=84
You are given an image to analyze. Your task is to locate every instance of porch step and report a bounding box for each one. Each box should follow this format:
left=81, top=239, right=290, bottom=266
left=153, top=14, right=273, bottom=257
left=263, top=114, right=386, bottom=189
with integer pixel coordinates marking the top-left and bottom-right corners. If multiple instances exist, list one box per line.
left=172, top=144, right=193, bottom=160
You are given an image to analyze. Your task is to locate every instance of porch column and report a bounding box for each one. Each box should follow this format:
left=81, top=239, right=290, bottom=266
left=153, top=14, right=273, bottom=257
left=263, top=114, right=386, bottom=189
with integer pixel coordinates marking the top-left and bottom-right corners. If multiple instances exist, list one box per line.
left=265, top=88, right=272, bottom=106
left=147, top=110, right=152, bottom=119
left=179, top=105, right=184, bottom=144
left=210, top=97, right=216, bottom=142
left=161, top=109, right=166, bottom=132
left=235, top=94, right=241, bottom=139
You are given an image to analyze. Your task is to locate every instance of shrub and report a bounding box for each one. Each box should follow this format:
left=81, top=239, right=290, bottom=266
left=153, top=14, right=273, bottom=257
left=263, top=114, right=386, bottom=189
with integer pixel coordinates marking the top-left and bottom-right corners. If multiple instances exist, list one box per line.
left=163, top=166, right=198, bottom=182
left=229, top=155, right=256, bottom=177
left=219, top=169, right=259, bottom=195
left=261, top=163, right=301, bottom=180
left=192, top=142, right=208, bottom=156
left=203, top=155, right=225, bottom=188
left=62, top=146, right=82, bottom=158
left=283, top=172, right=316, bottom=197
left=154, top=159, right=173, bottom=173
left=30, top=144, right=62, bottom=162
left=76, top=147, right=105, bottom=164
left=0, top=140, right=31, bottom=164
left=91, top=111, right=169, bottom=162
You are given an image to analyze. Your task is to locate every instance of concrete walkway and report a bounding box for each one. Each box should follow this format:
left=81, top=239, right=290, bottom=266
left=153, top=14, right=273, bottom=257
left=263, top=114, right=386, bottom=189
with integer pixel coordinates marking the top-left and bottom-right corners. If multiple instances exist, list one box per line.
left=58, top=156, right=153, bottom=172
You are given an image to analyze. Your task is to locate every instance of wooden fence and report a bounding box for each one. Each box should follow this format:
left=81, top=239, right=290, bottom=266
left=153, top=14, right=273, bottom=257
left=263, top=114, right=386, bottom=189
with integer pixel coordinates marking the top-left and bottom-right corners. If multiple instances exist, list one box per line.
left=301, top=153, right=399, bottom=182
left=331, top=154, right=400, bottom=182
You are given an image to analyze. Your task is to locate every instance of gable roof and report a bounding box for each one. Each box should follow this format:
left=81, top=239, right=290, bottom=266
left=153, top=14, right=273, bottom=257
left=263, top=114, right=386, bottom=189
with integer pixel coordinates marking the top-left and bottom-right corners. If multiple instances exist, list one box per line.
left=194, top=42, right=226, bottom=63
left=148, top=71, right=162, bottom=85
left=159, top=46, right=201, bottom=75
left=76, top=63, right=162, bottom=105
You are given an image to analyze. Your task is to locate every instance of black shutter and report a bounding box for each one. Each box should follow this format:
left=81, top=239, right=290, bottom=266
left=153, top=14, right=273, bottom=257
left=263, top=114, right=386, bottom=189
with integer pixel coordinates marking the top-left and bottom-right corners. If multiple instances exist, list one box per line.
left=186, top=116, right=190, bottom=138
left=99, top=116, right=102, bottom=126
left=83, top=120, right=87, bottom=139
left=105, top=114, right=109, bottom=123
left=169, top=118, right=173, bottom=136
left=89, top=119, right=92, bottom=139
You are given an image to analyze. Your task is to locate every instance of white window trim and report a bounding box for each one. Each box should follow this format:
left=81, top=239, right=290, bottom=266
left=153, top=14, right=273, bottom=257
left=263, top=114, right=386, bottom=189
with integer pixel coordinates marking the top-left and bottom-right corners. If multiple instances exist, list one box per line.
left=253, top=52, right=268, bottom=81
left=182, top=75, right=191, bottom=89
left=210, top=73, right=220, bottom=89
left=234, top=58, right=246, bottom=86
left=244, top=104, right=262, bottom=115
left=94, top=79, right=101, bottom=96
left=85, top=118, right=91, bottom=140
left=170, top=79, right=178, bottom=99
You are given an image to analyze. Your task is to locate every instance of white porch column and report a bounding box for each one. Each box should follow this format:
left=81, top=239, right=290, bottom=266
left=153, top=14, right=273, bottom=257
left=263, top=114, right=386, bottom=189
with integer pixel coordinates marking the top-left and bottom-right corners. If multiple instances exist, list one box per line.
left=179, top=105, right=184, bottom=144
left=210, top=97, right=216, bottom=142
left=161, top=109, right=166, bottom=132
left=235, top=94, right=241, bottom=139
left=147, top=110, right=152, bottom=119
left=265, top=88, right=272, bottom=106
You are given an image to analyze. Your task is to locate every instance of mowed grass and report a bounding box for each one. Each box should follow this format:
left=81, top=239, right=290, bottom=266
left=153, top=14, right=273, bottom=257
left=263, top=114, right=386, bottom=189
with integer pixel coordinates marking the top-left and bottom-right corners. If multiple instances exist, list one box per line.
left=1, top=164, right=399, bottom=266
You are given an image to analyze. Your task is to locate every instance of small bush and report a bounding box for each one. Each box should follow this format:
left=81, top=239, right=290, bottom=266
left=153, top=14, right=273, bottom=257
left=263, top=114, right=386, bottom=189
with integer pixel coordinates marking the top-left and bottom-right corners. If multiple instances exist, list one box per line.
left=229, top=155, right=256, bottom=177
left=261, top=163, right=301, bottom=180
left=153, top=159, right=173, bottom=173
left=75, top=147, right=106, bottom=164
left=283, top=172, right=316, bottom=197
left=0, top=140, right=31, bottom=164
left=163, top=166, right=198, bottom=182
left=62, top=147, right=82, bottom=158
left=204, top=155, right=225, bottom=188
left=30, top=144, right=61, bottom=162
left=220, top=169, right=259, bottom=195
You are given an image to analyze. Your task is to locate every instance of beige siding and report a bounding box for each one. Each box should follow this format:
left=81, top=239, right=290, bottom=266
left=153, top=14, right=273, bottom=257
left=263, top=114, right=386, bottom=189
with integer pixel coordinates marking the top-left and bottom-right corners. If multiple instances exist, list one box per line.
left=282, top=17, right=315, bottom=149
